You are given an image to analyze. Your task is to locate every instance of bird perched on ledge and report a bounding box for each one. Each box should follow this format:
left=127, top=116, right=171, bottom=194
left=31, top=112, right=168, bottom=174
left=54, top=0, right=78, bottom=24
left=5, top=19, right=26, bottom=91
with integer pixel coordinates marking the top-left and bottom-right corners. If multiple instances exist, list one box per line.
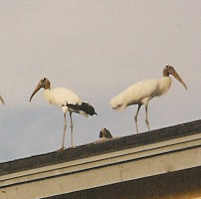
left=95, top=128, right=113, bottom=143
left=29, top=77, right=97, bottom=150
left=99, top=128, right=113, bottom=139
left=110, top=65, right=187, bottom=133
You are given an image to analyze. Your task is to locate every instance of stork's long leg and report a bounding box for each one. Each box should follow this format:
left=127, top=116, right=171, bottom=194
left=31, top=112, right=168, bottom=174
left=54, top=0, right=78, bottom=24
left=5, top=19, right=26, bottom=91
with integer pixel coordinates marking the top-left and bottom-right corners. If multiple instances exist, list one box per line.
left=134, top=104, right=142, bottom=133
left=145, top=104, right=150, bottom=131
left=69, top=112, right=74, bottom=147
left=61, top=113, right=67, bottom=150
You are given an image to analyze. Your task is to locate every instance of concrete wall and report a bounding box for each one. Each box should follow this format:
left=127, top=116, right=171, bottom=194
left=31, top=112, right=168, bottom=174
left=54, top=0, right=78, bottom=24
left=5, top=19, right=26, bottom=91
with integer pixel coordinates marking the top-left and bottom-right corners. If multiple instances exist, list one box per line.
left=0, top=132, right=201, bottom=199
left=53, top=166, right=201, bottom=199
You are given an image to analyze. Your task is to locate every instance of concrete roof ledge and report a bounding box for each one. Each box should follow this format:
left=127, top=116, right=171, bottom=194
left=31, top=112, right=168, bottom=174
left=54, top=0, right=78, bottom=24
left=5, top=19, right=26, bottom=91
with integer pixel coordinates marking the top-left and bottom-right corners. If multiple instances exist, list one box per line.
left=1, top=119, right=201, bottom=175
left=0, top=120, right=201, bottom=198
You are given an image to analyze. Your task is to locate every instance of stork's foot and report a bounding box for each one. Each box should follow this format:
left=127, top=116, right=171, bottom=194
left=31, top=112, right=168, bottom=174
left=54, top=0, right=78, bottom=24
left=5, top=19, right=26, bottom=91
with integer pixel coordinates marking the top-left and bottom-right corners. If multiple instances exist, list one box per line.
left=57, top=146, right=66, bottom=152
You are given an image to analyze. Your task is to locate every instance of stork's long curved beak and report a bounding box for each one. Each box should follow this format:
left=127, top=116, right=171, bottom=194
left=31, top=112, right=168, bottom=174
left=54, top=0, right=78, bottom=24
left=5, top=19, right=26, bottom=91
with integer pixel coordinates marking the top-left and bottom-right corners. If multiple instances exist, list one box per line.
left=29, top=83, right=42, bottom=102
left=0, top=96, right=5, bottom=104
left=173, top=71, right=187, bottom=90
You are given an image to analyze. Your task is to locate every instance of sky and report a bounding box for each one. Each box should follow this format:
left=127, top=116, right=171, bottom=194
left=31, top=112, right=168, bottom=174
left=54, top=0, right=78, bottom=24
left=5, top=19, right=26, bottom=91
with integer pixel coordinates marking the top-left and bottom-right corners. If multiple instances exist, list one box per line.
left=0, top=0, right=201, bottom=162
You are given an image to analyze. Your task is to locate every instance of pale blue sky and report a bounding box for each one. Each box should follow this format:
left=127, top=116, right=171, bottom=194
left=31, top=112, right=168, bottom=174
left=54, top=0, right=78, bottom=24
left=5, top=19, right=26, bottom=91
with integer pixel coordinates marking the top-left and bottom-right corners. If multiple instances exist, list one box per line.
left=0, top=0, right=201, bottom=162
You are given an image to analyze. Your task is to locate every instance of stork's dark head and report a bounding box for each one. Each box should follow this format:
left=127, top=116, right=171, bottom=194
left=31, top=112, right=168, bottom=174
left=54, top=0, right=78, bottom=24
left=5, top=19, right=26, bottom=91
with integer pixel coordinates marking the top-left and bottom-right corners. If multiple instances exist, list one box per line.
left=163, top=65, right=172, bottom=76
left=29, top=77, right=51, bottom=102
left=163, top=65, right=187, bottom=90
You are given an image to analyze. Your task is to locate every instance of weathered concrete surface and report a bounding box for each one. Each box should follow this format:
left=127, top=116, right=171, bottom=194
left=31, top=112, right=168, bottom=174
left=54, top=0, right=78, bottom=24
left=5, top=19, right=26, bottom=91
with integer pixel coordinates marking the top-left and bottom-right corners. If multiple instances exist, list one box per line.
left=0, top=120, right=201, bottom=199
left=46, top=166, right=201, bottom=199
left=1, top=119, right=201, bottom=176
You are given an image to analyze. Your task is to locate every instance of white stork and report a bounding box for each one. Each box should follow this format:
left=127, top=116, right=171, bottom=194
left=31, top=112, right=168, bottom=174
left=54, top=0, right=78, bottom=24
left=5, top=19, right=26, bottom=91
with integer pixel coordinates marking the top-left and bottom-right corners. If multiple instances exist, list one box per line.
left=110, top=65, right=187, bottom=133
left=29, top=78, right=97, bottom=150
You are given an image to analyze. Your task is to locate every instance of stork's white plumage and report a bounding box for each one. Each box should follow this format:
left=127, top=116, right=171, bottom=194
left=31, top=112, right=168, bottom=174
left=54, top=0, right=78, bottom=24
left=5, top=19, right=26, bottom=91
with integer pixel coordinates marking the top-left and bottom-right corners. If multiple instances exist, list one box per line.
left=110, top=65, right=187, bottom=133
left=29, top=78, right=97, bottom=150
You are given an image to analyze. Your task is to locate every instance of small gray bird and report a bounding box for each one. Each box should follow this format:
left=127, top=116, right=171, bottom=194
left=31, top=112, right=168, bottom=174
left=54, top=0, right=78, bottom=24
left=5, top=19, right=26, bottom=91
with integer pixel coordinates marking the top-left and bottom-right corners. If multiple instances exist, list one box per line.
left=99, top=128, right=113, bottom=139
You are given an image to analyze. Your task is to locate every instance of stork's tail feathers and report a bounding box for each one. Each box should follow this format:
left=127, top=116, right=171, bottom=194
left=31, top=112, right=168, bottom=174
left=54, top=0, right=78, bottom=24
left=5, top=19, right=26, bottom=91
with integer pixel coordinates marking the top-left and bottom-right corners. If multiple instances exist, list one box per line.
left=66, top=102, right=97, bottom=116
left=110, top=98, right=126, bottom=111
left=79, top=102, right=97, bottom=116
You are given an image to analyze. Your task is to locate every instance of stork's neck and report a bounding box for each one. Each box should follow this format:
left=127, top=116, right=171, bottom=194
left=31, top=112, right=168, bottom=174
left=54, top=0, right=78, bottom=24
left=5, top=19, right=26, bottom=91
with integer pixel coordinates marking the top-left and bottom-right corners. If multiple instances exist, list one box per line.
left=163, top=68, right=170, bottom=77
left=157, top=76, right=172, bottom=96
left=44, top=81, right=51, bottom=89
left=43, top=88, right=53, bottom=104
